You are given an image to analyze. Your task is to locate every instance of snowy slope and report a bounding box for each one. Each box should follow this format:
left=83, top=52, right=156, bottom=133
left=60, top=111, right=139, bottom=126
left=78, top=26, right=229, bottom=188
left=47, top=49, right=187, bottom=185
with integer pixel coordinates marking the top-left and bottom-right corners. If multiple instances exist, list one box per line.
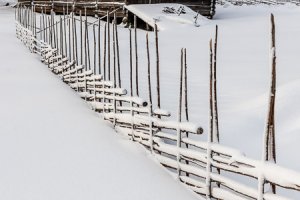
left=0, top=7, right=199, bottom=200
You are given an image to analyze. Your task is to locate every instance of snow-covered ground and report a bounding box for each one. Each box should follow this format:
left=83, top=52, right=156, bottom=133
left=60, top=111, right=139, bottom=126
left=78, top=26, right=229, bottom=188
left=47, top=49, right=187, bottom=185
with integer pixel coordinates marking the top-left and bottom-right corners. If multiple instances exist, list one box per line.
left=116, top=4, right=300, bottom=172
left=3, top=2, right=300, bottom=199
left=0, top=7, right=199, bottom=200
left=110, top=4, right=300, bottom=198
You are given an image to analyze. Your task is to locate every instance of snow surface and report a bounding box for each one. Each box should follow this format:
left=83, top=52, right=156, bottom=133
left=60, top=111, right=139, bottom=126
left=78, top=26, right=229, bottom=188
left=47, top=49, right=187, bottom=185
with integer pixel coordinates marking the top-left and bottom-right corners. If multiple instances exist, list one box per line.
left=0, top=0, right=15, bottom=6
left=124, top=4, right=209, bottom=30
left=6, top=2, right=300, bottom=199
left=0, top=7, right=199, bottom=200
left=105, top=4, right=300, bottom=198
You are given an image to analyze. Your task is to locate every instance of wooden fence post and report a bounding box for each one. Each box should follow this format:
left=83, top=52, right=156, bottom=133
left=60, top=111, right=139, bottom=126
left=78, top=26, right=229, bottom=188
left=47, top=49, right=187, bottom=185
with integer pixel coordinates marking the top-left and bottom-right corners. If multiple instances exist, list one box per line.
left=213, top=25, right=220, bottom=143
left=260, top=13, right=277, bottom=199
left=206, top=39, right=214, bottom=199
left=134, top=15, right=139, bottom=96
left=177, top=48, right=184, bottom=179
left=146, top=32, right=153, bottom=152
left=154, top=24, right=161, bottom=111
left=107, top=11, right=111, bottom=81
left=98, top=17, right=101, bottom=74
left=103, top=23, right=107, bottom=80
left=80, top=10, right=83, bottom=65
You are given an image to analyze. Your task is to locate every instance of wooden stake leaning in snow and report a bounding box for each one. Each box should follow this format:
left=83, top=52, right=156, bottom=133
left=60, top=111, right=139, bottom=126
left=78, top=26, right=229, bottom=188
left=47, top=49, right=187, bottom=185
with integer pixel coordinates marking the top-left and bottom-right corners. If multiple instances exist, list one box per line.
left=73, top=15, right=78, bottom=65
left=134, top=15, right=139, bottom=96
left=184, top=48, right=189, bottom=122
left=129, top=27, right=133, bottom=97
left=68, top=15, right=71, bottom=60
left=213, top=25, right=220, bottom=143
left=112, top=20, right=117, bottom=126
left=113, top=22, right=116, bottom=87
left=80, top=10, right=83, bottom=65
left=182, top=48, right=190, bottom=174
left=206, top=39, right=214, bottom=199
left=107, top=11, right=111, bottom=81
left=129, top=27, right=134, bottom=141
left=98, top=17, right=101, bottom=74
left=103, top=23, right=107, bottom=80
left=93, top=24, right=97, bottom=73
left=55, top=22, right=59, bottom=55
left=60, top=16, right=64, bottom=57
left=52, top=10, right=56, bottom=49
left=63, top=7, right=67, bottom=61
left=115, top=21, right=121, bottom=88
left=213, top=25, right=221, bottom=188
left=146, top=32, right=153, bottom=152
left=154, top=24, right=161, bottom=111
left=261, top=13, right=277, bottom=197
left=177, top=48, right=184, bottom=178
left=72, top=12, right=75, bottom=62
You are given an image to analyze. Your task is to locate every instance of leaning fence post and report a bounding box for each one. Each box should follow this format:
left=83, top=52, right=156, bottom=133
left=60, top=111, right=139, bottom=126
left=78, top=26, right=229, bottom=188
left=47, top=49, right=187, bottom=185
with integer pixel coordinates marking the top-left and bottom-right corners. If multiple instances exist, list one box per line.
left=206, top=39, right=214, bottom=199
left=260, top=13, right=277, bottom=199
left=134, top=15, right=139, bottom=96
left=177, top=48, right=184, bottom=179
left=146, top=32, right=153, bottom=152
left=213, top=25, right=220, bottom=143
left=154, top=24, right=161, bottom=111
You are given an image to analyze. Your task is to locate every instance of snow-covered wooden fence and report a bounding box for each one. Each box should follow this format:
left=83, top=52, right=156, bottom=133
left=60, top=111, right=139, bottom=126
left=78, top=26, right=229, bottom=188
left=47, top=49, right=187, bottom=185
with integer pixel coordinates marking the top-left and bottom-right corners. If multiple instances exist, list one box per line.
left=15, top=5, right=300, bottom=200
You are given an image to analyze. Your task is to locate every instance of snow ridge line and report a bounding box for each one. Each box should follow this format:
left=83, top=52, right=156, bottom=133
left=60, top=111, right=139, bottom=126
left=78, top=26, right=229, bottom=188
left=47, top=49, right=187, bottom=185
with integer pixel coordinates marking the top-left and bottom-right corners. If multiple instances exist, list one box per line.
left=15, top=9, right=300, bottom=200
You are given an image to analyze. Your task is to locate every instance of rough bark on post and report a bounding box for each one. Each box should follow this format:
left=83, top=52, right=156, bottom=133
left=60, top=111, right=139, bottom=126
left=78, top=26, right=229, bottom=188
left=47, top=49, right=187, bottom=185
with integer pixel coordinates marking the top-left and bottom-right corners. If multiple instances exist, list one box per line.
left=80, top=10, right=83, bottom=65
left=134, top=15, right=139, bottom=96
left=103, top=23, right=107, bottom=80
left=206, top=39, right=214, bottom=199
left=261, top=13, right=277, bottom=197
left=98, top=17, right=101, bottom=74
left=107, top=11, right=111, bottom=81
left=86, top=9, right=91, bottom=70
left=154, top=24, right=161, bottom=111
left=129, top=27, right=133, bottom=97
left=115, top=21, right=121, bottom=88
left=73, top=15, right=78, bottom=65
left=213, top=25, right=220, bottom=143
left=93, top=24, right=97, bottom=73
left=177, top=48, right=184, bottom=179
left=146, top=32, right=153, bottom=152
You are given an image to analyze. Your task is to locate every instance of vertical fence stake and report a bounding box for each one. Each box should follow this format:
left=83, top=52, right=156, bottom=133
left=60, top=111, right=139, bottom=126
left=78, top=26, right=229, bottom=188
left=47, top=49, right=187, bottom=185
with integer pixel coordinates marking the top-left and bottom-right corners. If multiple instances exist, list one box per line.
left=260, top=13, right=277, bottom=199
left=98, top=17, right=101, bottom=74
left=107, top=11, right=111, bottom=81
left=154, top=24, right=161, bottom=111
left=134, top=15, right=139, bottom=96
left=103, top=23, right=107, bottom=80
left=80, top=10, right=83, bottom=65
left=177, top=48, right=184, bottom=179
left=93, top=24, right=97, bottom=73
left=206, top=39, right=214, bottom=199
left=146, top=32, right=153, bottom=152
left=115, top=21, right=121, bottom=88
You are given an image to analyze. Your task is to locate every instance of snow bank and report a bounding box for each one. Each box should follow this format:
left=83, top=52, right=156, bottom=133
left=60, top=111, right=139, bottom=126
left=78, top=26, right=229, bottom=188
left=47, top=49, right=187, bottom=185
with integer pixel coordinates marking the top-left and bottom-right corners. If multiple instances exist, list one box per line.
left=0, top=7, right=198, bottom=200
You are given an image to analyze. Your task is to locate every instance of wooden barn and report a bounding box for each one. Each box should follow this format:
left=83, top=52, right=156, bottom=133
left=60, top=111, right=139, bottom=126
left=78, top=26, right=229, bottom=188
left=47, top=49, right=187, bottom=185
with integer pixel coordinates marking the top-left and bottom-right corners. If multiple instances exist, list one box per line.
left=18, top=0, right=216, bottom=18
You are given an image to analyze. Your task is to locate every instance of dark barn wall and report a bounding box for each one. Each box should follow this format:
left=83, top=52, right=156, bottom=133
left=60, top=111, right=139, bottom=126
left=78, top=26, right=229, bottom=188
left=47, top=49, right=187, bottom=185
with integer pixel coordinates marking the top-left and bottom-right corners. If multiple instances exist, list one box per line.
left=17, top=0, right=215, bottom=18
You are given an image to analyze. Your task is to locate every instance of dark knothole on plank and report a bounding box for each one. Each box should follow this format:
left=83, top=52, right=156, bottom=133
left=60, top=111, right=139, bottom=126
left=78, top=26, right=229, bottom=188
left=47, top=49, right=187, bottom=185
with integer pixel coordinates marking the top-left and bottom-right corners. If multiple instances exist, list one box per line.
left=142, top=101, right=148, bottom=107
left=196, top=127, right=204, bottom=135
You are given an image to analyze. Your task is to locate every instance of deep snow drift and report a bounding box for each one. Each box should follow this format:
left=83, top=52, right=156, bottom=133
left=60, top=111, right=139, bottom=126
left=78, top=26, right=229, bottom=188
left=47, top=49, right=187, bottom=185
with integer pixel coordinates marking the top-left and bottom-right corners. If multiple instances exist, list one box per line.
left=0, top=7, right=198, bottom=200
